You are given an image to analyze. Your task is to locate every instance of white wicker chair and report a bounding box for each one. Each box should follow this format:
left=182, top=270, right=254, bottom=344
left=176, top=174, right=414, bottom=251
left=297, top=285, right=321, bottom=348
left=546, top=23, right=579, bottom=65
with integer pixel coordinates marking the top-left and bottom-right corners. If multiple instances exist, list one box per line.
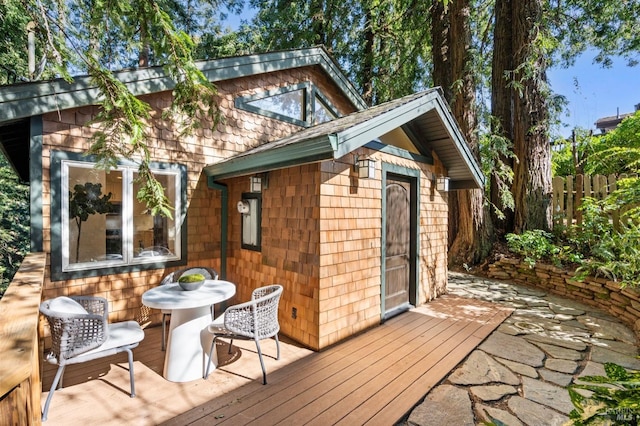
left=159, top=266, right=219, bottom=351
left=204, top=284, right=283, bottom=384
left=39, top=296, right=144, bottom=421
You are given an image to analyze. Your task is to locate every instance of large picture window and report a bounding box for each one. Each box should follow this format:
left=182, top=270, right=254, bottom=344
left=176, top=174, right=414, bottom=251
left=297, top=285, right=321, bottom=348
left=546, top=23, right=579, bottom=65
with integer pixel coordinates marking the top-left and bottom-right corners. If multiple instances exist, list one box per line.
left=51, top=152, right=186, bottom=279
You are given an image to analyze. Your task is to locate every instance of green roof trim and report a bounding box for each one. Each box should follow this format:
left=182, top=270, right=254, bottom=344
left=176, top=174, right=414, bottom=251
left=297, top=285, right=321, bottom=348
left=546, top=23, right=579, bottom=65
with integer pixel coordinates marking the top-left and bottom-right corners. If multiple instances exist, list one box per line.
left=205, top=135, right=335, bottom=180
left=205, top=88, right=484, bottom=190
left=0, top=47, right=367, bottom=124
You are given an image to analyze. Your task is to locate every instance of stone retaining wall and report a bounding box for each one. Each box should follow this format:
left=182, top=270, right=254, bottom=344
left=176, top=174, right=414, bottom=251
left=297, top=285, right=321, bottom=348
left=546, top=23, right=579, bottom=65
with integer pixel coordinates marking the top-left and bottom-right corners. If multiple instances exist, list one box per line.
left=486, top=258, right=640, bottom=336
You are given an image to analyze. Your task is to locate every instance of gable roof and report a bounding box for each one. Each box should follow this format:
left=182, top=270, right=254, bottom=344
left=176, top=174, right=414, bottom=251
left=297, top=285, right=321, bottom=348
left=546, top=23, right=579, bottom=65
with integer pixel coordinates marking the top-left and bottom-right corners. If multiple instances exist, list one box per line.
left=204, top=88, right=484, bottom=190
left=0, top=47, right=366, bottom=181
left=0, top=47, right=482, bottom=190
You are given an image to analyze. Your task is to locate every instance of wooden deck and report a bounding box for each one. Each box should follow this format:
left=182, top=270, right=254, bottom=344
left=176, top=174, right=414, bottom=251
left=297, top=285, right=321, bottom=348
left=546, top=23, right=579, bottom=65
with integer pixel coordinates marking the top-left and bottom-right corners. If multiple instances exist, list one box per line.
left=41, top=295, right=512, bottom=425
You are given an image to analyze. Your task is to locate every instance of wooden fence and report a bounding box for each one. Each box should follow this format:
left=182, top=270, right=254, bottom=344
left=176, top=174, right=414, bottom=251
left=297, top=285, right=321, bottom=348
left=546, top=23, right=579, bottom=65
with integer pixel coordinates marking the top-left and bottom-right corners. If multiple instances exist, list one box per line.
left=552, top=174, right=638, bottom=228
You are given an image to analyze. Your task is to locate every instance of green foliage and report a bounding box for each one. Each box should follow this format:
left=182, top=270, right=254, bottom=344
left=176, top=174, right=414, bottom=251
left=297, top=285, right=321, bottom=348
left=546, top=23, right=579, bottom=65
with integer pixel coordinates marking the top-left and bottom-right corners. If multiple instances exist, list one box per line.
left=506, top=230, right=559, bottom=267
left=510, top=109, right=640, bottom=286
left=547, top=1, right=640, bottom=68
left=8, top=0, right=230, bottom=217
left=507, top=180, right=640, bottom=287
left=551, top=127, right=594, bottom=177
left=586, top=111, right=640, bottom=176
left=480, top=120, right=515, bottom=221
left=0, top=153, right=30, bottom=296
left=570, top=180, right=640, bottom=287
left=247, top=0, right=432, bottom=105
left=135, top=164, right=173, bottom=218
left=568, top=363, right=640, bottom=425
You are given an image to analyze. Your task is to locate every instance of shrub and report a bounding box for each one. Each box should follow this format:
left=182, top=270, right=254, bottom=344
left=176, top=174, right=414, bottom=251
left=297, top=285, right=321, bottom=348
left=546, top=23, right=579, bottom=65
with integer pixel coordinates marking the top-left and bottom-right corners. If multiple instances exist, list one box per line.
left=505, top=230, right=559, bottom=267
left=568, top=363, right=640, bottom=425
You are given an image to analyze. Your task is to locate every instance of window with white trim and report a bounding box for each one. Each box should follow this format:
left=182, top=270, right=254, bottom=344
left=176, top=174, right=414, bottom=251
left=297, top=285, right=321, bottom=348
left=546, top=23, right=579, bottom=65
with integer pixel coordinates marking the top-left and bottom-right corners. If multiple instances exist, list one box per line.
left=58, top=159, right=183, bottom=273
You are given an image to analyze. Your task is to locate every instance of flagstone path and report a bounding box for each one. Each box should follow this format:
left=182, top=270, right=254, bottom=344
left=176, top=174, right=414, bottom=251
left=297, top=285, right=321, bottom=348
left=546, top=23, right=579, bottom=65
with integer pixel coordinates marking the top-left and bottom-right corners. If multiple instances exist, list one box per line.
left=402, top=272, right=640, bottom=426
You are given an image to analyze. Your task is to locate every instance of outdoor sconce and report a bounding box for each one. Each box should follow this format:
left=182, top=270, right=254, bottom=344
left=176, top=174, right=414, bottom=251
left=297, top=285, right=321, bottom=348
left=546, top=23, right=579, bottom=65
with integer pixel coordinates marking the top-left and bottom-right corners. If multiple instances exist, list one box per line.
left=355, top=157, right=376, bottom=179
left=436, top=176, right=450, bottom=192
left=250, top=173, right=268, bottom=192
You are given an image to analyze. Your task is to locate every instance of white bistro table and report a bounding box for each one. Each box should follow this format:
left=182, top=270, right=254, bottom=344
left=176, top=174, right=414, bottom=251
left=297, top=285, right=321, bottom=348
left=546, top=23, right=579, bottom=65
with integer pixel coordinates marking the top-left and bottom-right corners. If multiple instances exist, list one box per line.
left=142, top=279, right=235, bottom=382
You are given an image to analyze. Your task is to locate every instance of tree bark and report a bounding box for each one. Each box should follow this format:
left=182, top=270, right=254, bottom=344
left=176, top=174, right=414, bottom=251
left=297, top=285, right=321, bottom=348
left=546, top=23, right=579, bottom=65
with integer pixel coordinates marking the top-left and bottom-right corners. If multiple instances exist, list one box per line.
left=490, top=0, right=515, bottom=234
left=511, top=0, right=552, bottom=232
left=490, top=0, right=552, bottom=234
left=361, top=5, right=376, bottom=105
left=432, top=0, right=493, bottom=267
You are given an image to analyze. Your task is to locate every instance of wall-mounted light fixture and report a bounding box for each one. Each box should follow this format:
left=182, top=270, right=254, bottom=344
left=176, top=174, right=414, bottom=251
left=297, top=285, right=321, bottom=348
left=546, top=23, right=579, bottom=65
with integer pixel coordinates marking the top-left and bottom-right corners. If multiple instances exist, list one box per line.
left=250, top=176, right=262, bottom=192
left=250, top=173, right=268, bottom=192
left=354, top=156, right=376, bottom=179
left=436, top=176, right=450, bottom=192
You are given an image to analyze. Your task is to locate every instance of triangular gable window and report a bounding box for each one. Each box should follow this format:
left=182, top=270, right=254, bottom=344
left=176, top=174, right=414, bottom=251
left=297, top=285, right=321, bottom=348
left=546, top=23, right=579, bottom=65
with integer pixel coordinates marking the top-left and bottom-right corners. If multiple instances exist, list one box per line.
left=236, top=82, right=340, bottom=127
left=246, top=89, right=305, bottom=122
left=314, top=94, right=337, bottom=124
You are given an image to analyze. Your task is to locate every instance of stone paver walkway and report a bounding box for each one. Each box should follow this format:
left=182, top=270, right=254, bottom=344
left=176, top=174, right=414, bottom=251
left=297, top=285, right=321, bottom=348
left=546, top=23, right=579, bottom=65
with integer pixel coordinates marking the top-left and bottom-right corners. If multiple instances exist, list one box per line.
left=403, top=272, right=640, bottom=426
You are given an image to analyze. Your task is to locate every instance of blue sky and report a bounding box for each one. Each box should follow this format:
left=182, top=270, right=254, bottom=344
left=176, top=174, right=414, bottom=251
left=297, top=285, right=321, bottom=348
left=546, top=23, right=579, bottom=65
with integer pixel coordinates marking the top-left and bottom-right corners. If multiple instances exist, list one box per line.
left=547, top=53, right=639, bottom=138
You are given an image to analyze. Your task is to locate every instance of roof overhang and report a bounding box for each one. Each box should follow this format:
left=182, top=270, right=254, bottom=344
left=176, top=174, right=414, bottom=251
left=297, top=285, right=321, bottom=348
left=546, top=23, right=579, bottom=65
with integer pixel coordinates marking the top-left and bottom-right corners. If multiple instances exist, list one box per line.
left=204, top=88, right=484, bottom=190
left=0, top=47, right=367, bottom=181
left=0, top=47, right=366, bottom=124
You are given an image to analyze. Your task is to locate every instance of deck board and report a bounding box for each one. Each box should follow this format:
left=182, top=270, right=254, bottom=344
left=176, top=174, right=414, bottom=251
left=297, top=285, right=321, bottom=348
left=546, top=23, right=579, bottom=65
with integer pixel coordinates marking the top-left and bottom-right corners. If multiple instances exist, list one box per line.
left=41, top=295, right=512, bottom=425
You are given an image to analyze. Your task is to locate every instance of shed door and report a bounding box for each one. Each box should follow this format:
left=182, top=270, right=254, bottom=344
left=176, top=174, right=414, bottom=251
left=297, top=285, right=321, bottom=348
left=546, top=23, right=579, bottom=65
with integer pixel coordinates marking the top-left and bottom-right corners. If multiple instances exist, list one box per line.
left=385, top=178, right=412, bottom=315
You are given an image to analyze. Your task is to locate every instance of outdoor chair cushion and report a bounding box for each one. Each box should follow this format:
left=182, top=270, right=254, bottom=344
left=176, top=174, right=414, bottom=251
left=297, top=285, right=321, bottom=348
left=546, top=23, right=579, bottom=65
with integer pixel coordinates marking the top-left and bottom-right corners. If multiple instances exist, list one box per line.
left=53, top=321, right=145, bottom=365
left=48, top=296, right=88, bottom=315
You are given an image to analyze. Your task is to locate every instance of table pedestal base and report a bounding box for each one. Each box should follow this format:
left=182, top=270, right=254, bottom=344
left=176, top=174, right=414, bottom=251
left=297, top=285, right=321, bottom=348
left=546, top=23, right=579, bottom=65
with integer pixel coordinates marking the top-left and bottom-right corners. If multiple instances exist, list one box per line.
left=163, top=306, right=216, bottom=382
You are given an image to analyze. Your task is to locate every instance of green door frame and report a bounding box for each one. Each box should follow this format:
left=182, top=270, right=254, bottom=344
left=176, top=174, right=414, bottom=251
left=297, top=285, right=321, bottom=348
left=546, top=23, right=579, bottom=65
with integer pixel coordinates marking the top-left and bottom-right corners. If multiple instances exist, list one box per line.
left=381, top=162, right=420, bottom=320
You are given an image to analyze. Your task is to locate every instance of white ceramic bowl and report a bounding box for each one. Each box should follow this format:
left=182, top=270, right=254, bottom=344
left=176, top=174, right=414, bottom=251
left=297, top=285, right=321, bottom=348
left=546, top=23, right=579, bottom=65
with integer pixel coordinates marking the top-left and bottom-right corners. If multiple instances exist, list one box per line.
left=178, top=280, right=204, bottom=291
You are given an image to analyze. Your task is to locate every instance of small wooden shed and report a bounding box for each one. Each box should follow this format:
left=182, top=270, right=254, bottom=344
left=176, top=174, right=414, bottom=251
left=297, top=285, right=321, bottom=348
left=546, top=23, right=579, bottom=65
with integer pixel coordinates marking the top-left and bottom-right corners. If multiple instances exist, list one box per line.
left=0, top=47, right=482, bottom=350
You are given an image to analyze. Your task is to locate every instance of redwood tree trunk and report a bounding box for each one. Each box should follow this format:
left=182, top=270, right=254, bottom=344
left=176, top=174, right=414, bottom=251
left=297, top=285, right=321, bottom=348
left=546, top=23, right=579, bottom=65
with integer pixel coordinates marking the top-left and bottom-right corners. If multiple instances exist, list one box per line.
left=491, top=0, right=552, bottom=234
left=361, top=6, right=376, bottom=105
left=432, top=0, right=492, bottom=267
left=490, top=0, right=515, bottom=234
left=511, top=0, right=552, bottom=232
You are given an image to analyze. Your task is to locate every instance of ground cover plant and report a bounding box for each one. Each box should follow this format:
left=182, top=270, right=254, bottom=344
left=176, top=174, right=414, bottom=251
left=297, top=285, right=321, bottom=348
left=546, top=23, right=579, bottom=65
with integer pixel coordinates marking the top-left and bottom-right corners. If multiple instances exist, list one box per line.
left=568, top=363, right=640, bottom=425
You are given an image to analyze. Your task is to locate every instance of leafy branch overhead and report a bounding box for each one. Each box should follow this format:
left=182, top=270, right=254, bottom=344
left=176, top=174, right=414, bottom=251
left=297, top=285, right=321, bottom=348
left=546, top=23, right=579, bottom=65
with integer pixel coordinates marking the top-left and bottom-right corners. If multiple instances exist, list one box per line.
left=24, top=0, right=223, bottom=217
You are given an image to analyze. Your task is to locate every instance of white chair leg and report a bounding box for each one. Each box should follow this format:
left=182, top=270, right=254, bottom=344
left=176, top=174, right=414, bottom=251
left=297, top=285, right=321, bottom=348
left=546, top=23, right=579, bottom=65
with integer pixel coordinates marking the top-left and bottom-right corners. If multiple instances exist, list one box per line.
left=255, top=339, right=267, bottom=385
left=204, top=336, right=218, bottom=379
left=42, top=364, right=66, bottom=422
left=126, top=347, right=136, bottom=397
